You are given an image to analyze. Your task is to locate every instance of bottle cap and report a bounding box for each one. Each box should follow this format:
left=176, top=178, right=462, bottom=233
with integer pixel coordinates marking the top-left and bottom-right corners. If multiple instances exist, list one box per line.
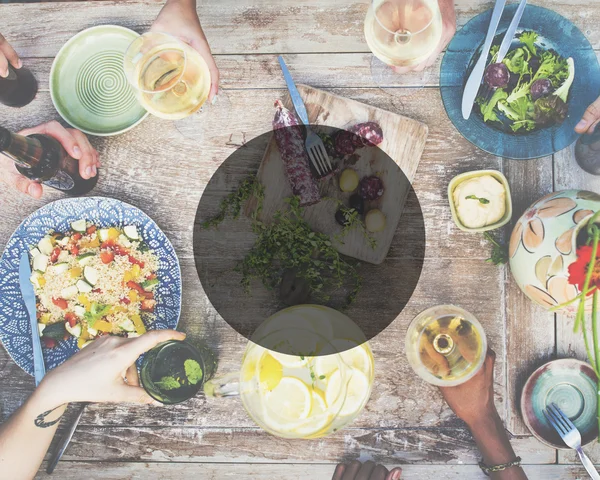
left=0, top=127, right=11, bottom=151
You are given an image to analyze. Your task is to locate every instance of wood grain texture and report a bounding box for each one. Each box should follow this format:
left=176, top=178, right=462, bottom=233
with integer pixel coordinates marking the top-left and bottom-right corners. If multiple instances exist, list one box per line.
left=2, top=0, right=600, bottom=476
left=254, top=84, right=427, bottom=264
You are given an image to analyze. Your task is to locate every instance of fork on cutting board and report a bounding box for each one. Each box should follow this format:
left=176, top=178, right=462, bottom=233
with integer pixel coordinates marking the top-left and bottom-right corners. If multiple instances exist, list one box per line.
left=277, top=56, right=333, bottom=177
left=543, top=402, right=600, bottom=480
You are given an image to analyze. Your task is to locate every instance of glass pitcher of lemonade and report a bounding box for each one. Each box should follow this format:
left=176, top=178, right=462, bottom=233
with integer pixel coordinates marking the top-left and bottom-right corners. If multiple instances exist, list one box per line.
left=204, top=305, right=375, bottom=439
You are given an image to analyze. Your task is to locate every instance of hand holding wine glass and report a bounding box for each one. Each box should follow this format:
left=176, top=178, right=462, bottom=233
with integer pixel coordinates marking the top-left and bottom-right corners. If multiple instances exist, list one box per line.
left=0, top=121, right=99, bottom=198
left=392, top=0, right=456, bottom=73
left=150, top=0, right=219, bottom=101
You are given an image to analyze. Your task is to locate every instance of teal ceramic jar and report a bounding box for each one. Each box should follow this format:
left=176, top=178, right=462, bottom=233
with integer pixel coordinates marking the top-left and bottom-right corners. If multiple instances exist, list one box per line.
left=509, top=190, right=600, bottom=315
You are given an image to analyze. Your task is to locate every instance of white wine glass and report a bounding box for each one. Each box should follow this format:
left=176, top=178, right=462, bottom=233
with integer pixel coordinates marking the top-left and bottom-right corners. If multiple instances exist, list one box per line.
left=364, top=0, right=443, bottom=97
left=123, top=31, right=230, bottom=141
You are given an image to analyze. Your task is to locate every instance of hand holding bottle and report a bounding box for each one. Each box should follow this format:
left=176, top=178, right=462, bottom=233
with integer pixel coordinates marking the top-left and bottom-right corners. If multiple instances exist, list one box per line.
left=0, top=121, right=99, bottom=198
left=0, top=33, right=20, bottom=78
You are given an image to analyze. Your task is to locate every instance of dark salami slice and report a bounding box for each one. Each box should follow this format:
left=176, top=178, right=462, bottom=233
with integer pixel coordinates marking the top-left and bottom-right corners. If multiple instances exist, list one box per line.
left=350, top=121, right=384, bottom=147
left=359, top=175, right=384, bottom=200
left=334, top=130, right=358, bottom=156
left=272, top=100, right=321, bottom=207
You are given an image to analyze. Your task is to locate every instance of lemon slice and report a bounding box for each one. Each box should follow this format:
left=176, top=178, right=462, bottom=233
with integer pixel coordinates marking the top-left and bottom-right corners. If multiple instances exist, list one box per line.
left=258, top=353, right=283, bottom=391
left=294, top=389, right=333, bottom=438
left=264, top=377, right=312, bottom=421
left=333, top=340, right=372, bottom=376
left=269, top=351, right=308, bottom=368
left=325, top=369, right=370, bottom=417
left=314, top=354, right=341, bottom=378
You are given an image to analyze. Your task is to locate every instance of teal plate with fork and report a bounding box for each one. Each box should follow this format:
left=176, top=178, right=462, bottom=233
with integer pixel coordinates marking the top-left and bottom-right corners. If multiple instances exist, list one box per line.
left=50, top=25, right=148, bottom=136
left=521, top=358, right=598, bottom=449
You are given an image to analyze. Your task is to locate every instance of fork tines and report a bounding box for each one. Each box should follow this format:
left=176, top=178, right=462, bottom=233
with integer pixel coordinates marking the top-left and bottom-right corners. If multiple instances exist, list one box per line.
left=308, top=143, right=332, bottom=177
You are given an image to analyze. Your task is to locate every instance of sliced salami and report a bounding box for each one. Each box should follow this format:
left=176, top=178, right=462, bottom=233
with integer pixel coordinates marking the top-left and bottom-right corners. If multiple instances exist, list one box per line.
left=350, top=121, right=384, bottom=147
left=273, top=100, right=321, bottom=207
left=334, top=130, right=359, bottom=156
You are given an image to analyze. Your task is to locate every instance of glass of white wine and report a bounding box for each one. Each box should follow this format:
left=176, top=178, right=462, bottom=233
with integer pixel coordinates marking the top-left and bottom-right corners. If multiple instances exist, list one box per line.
left=364, top=0, right=443, bottom=96
left=123, top=32, right=229, bottom=141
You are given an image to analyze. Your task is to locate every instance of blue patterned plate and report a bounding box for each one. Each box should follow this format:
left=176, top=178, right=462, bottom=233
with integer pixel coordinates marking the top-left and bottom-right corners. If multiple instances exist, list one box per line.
left=0, top=197, right=182, bottom=376
left=441, top=4, right=600, bottom=160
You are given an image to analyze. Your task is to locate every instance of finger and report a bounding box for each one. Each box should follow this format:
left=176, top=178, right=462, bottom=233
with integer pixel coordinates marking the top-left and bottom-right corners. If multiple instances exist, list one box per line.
left=576, top=97, right=600, bottom=134
left=0, top=34, right=21, bottom=75
left=20, top=121, right=83, bottom=159
left=125, top=364, right=140, bottom=387
left=355, top=460, right=376, bottom=480
left=341, top=460, right=362, bottom=480
left=369, top=465, right=389, bottom=480
left=114, top=385, right=156, bottom=404
left=8, top=170, right=43, bottom=198
left=70, top=129, right=97, bottom=179
left=385, top=467, right=403, bottom=480
left=332, top=464, right=346, bottom=480
left=122, top=329, right=186, bottom=362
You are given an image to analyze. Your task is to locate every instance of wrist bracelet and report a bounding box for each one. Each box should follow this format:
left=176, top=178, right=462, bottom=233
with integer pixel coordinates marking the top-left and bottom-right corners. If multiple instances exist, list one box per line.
left=478, top=456, right=522, bottom=476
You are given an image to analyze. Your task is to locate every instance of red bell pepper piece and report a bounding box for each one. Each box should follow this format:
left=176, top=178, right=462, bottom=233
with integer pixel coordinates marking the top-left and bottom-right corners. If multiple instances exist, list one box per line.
left=50, top=247, right=61, bottom=263
left=64, top=312, right=78, bottom=327
left=52, top=298, right=68, bottom=310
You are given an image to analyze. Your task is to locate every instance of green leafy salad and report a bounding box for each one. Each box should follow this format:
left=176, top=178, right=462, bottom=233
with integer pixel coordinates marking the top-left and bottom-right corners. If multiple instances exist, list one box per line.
left=476, top=31, right=575, bottom=132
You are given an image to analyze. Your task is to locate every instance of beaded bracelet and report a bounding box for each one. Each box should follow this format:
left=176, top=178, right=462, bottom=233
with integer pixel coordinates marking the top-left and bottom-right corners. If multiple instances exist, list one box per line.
left=478, top=456, right=522, bottom=476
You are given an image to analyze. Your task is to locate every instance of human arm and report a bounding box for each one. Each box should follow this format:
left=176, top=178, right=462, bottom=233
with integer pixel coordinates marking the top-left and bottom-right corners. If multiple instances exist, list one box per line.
left=151, top=0, right=219, bottom=100
left=0, top=33, right=20, bottom=78
left=0, top=329, right=185, bottom=480
left=393, top=0, right=456, bottom=73
left=0, top=121, right=100, bottom=199
left=332, top=460, right=402, bottom=480
left=575, top=97, right=600, bottom=134
left=439, top=350, right=527, bottom=480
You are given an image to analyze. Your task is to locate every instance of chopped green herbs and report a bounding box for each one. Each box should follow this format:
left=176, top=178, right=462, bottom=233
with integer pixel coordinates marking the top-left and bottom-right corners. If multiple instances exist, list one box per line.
left=465, top=195, right=490, bottom=205
left=184, top=359, right=203, bottom=385
left=154, top=376, right=181, bottom=391
left=483, top=231, right=509, bottom=266
left=334, top=204, right=377, bottom=250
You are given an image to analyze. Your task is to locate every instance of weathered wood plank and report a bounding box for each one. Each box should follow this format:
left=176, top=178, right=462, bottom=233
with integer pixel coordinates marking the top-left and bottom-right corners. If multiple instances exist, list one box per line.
left=503, top=157, right=555, bottom=436
left=34, top=461, right=596, bottom=480
left=1, top=0, right=599, bottom=58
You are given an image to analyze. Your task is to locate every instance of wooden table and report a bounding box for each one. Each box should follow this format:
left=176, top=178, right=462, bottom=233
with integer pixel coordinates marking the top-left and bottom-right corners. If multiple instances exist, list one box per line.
left=0, top=0, right=599, bottom=478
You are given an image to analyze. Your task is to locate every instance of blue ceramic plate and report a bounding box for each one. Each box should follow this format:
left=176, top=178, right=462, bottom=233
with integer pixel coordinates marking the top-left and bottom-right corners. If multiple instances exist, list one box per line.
left=521, top=358, right=598, bottom=448
left=0, top=197, right=182, bottom=376
left=441, top=4, right=600, bottom=159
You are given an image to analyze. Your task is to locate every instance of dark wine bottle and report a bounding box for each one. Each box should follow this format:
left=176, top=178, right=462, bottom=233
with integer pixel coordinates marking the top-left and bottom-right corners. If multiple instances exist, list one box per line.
left=0, top=65, right=38, bottom=107
left=0, top=126, right=98, bottom=195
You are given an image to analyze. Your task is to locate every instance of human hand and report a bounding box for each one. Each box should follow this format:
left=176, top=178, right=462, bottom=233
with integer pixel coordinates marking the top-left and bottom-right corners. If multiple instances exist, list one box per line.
left=575, top=96, right=600, bottom=134
left=151, top=0, right=219, bottom=100
left=0, top=33, right=20, bottom=78
left=439, top=349, right=497, bottom=427
left=392, top=0, right=456, bottom=74
left=332, top=460, right=402, bottom=480
left=39, top=330, right=186, bottom=407
left=0, top=121, right=100, bottom=199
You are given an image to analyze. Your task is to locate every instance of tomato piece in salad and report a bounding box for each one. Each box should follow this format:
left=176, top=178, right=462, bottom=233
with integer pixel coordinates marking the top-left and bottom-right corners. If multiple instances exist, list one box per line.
left=100, top=251, right=115, bottom=264
left=52, top=297, right=68, bottom=310
left=42, top=337, right=57, bottom=348
left=50, top=247, right=61, bottom=263
left=65, top=312, right=78, bottom=327
left=128, top=255, right=145, bottom=268
left=86, top=225, right=97, bottom=235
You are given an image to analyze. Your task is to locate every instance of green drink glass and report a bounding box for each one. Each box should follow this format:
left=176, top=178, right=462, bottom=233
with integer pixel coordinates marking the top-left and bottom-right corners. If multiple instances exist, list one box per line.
left=140, top=339, right=216, bottom=404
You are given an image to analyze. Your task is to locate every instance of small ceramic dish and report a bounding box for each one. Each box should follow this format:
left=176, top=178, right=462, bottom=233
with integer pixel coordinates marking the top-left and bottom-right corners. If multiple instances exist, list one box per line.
left=448, top=169, right=512, bottom=233
left=50, top=25, right=148, bottom=136
left=521, top=358, right=598, bottom=449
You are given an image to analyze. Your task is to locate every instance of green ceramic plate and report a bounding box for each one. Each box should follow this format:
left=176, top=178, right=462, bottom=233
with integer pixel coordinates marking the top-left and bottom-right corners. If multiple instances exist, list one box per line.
left=50, top=25, right=148, bottom=136
left=521, top=358, right=598, bottom=448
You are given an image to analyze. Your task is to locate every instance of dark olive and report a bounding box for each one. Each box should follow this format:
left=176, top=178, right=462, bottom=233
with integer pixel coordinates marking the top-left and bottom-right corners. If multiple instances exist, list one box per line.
left=349, top=194, right=365, bottom=214
left=335, top=208, right=351, bottom=226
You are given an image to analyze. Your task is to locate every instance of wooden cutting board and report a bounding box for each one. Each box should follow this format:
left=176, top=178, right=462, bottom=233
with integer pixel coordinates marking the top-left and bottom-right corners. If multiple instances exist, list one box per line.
left=253, top=85, right=428, bottom=265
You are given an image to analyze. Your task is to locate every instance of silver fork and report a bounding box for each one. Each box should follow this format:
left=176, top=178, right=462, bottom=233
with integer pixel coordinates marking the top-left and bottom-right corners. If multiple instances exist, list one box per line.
left=544, top=403, right=600, bottom=479
left=278, top=56, right=333, bottom=176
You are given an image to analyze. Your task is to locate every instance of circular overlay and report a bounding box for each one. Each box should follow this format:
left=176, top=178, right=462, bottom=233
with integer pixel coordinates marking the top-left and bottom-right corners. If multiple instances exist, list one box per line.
left=76, top=51, right=138, bottom=118
left=194, top=125, right=425, bottom=355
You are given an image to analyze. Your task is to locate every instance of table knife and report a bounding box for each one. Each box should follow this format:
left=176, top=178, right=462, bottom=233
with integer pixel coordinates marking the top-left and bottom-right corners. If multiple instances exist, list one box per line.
left=46, top=402, right=89, bottom=474
left=461, top=0, right=507, bottom=120
left=19, top=251, right=45, bottom=386
left=496, top=0, right=528, bottom=63
left=278, top=56, right=310, bottom=125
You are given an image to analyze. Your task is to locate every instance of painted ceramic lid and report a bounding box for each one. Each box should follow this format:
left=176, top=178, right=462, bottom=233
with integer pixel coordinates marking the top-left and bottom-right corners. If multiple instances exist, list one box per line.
left=521, top=358, right=598, bottom=448
left=50, top=25, right=148, bottom=136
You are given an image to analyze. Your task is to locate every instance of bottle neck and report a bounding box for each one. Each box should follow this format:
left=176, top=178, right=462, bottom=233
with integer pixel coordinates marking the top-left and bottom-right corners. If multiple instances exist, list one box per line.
left=0, top=126, right=44, bottom=170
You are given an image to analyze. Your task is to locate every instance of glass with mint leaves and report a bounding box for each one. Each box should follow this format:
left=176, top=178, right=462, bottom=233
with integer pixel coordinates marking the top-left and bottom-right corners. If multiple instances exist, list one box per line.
left=140, top=339, right=216, bottom=404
